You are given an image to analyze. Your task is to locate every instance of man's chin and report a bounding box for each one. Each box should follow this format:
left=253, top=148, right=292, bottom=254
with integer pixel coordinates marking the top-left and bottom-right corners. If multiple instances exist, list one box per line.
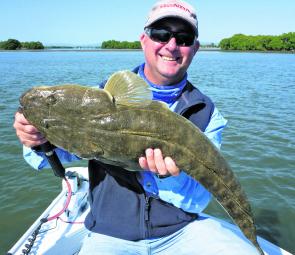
left=159, top=67, right=179, bottom=77
left=159, top=72, right=184, bottom=84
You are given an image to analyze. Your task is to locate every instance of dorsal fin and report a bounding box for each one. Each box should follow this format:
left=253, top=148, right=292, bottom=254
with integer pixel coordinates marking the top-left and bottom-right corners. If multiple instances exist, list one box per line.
left=104, top=70, right=153, bottom=106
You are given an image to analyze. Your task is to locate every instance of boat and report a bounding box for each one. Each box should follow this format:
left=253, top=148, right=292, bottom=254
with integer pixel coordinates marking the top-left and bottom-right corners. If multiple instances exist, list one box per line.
left=7, top=167, right=292, bottom=255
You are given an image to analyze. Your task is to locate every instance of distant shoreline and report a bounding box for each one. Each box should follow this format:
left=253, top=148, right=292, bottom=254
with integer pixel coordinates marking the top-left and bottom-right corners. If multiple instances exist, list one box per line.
left=0, top=48, right=294, bottom=54
left=0, top=48, right=219, bottom=52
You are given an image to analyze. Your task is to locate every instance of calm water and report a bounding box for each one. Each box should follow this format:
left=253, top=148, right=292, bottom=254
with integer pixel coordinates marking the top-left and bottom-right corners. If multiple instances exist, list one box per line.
left=0, top=50, right=294, bottom=254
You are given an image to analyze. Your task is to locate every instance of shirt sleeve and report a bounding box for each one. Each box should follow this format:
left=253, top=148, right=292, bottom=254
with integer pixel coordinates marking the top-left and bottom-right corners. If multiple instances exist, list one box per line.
left=23, top=145, right=80, bottom=170
left=144, top=106, right=227, bottom=213
left=204, top=107, right=228, bottom=149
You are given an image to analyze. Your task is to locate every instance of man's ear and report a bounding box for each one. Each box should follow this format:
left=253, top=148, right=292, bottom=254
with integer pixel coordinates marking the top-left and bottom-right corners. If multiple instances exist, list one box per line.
left=194, top=40, right=200, bottom=54
left=140, top=33, right=147, bottom=50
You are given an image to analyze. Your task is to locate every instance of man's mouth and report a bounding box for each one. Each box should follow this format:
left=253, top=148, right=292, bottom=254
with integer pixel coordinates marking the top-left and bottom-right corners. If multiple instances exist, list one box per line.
left=161, top=55, right=179, bottom=61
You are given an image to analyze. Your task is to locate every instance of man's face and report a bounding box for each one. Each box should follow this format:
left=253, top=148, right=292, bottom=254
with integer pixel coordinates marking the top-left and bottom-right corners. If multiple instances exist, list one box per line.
left=140, top=17, right=199, bottom=85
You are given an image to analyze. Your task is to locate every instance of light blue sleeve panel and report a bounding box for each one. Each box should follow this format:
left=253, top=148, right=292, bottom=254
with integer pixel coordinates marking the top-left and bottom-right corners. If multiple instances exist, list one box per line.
left=23, top=145, right=81, bottom=170
left=155, top=172, right=212, bottom=213
left=145, top=106, right=228, bottom=213
left=204, top=107, right=228, bottom=149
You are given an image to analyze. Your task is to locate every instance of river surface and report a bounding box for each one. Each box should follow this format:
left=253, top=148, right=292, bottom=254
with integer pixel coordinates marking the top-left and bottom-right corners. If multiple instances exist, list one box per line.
left=0, top=50, right=294, bottom=254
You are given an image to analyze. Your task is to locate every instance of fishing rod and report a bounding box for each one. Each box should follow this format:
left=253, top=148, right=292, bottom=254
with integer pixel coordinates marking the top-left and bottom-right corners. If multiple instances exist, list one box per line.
left=37, top=142, right=66, bottom=178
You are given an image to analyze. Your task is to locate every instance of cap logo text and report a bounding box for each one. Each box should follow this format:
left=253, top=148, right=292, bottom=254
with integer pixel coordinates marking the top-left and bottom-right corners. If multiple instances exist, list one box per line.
left=158, top=4, right=196, bottom=19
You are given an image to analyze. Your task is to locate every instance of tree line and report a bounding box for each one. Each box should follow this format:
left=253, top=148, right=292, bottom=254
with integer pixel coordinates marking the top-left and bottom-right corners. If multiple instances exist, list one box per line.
left=2, top=33, right=294, bottom=51
left=100, top=40, right=219, bottom=49
left=0, top=39, right=44, bottom=50
left=101, top=40, right=141, bottom=49
left=219, top=32, right=295, bottom=51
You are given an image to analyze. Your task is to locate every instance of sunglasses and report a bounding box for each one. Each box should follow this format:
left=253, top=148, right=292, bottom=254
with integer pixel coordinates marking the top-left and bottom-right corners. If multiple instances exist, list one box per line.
left=145, top=27, right=195, bottom=47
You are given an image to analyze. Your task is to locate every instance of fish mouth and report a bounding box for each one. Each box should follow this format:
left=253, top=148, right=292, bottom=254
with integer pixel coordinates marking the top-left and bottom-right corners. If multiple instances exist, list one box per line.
left=19, top=88, right=35, bottom=107
left=19, top=92, right=25, bottom=107
left=17, top=105, right=24, bottom=114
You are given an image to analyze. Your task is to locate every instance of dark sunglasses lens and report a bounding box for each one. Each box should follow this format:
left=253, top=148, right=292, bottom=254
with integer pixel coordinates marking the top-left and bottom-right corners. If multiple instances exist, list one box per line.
left=148, top=28, right=195, bottom=46
left=150, top=29, right=171, bottom=43
left=175, top=33, right=195, bottom=46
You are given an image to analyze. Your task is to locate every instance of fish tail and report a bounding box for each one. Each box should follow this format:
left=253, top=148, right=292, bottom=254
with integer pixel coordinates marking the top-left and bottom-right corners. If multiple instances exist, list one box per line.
left=188, top=162, right=264, bottom=254
left=256, top=242, right=265, bottom=255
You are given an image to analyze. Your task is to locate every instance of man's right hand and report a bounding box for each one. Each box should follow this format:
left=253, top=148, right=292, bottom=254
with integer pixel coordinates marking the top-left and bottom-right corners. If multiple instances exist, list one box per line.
left=13, top=112, right=47, bottom=147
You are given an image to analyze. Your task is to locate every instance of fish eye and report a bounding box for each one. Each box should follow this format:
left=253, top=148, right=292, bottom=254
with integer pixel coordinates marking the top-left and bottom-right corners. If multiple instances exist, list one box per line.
left=47, top=94, right=57, bottom=104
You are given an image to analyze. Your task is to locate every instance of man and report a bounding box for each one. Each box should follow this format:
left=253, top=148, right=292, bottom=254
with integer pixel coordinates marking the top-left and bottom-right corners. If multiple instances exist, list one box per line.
left=14, top=0, right=260, bottom=254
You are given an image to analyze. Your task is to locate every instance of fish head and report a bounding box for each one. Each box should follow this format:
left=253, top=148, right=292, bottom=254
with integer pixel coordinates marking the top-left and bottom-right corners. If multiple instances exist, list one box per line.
left=19, top=86, right=58, bottom=121
left=20, top=86, right=58, bottom=110
left=19, top=84, right=115, bottom=130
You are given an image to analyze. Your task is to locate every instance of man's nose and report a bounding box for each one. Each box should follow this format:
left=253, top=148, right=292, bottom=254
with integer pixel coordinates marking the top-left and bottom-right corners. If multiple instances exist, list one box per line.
left=165, top=37, right=178, bottom=50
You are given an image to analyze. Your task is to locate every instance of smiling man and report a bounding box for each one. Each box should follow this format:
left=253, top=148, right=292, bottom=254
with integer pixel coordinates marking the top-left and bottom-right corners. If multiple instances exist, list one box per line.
left=14, top=0, right=260, bottom=254
left=141, top=16, right=198, bottom=85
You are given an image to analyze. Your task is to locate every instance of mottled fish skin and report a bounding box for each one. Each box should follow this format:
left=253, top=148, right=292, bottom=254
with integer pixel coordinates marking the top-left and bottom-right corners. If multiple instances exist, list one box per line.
left=19, top=72, right=264, bottom=254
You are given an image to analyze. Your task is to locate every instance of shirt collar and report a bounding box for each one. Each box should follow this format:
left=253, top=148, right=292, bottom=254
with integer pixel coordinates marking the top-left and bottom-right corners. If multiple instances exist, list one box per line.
left=138, top=63, right=187, bottom=106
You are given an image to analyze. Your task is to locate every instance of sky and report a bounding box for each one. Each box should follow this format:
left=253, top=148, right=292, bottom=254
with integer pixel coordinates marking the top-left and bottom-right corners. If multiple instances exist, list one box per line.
left=1, top=0, right=294, bottom=46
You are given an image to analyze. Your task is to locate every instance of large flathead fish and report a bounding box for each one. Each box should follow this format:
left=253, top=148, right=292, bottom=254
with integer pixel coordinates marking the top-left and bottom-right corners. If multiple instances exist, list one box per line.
left=19, top=71, right=263, bottom=254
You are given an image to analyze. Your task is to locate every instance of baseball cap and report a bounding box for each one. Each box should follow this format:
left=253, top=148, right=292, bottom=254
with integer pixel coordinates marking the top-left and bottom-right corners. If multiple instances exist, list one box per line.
left=144, top=0, right=198, bottom=37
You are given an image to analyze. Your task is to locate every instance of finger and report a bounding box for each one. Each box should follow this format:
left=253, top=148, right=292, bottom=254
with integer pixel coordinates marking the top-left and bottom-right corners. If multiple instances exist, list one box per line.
left=16, top=128, right=47, bottom=147
left=22, top=138, right=47, bottom=148
left=154, top=148, right=168, bottom=175
left=18, top=136, right=47, bottom=147
left=14, top=118, right=40, bottom=134
left=145, top=148, right=157, bottom=172
left=164, top=157, right=180, bottom=176
left=23, top=124, right=40, bottom=134
left=14, top=112, right=46, bottom=147
left=14, top=112, right=39, bottom=133
left=17, top=130, right=45, bottom=141
left=14, top=112, right=30, bottom=125
left=139, top=156, right=148, bottom=170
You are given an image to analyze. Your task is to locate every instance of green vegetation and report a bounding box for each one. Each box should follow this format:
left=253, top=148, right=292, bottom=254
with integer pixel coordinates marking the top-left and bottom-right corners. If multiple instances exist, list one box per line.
left=101, top=40, right=141, bottom=49
left=0, top=39, right=22, bottom=50
left=0, top=39, right=44, bottom=50
left=21, top=41, right=44, bottom=49
left=219, top=32, right=295, bottom=52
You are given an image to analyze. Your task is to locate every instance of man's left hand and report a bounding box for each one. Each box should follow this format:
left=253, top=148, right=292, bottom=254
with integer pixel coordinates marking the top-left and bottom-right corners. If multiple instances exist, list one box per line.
left=139, top=148, right=180, bottom=176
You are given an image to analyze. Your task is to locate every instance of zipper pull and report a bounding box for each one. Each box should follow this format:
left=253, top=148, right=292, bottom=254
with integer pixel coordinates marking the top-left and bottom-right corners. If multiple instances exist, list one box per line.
left=144, top=196, right=150, bottom=221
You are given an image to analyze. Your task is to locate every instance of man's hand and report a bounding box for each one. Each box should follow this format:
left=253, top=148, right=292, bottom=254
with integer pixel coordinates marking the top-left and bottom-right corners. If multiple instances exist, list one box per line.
left=13, top=112, right=47, bottom=147
left=139, top=148, right=180, bottom=176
